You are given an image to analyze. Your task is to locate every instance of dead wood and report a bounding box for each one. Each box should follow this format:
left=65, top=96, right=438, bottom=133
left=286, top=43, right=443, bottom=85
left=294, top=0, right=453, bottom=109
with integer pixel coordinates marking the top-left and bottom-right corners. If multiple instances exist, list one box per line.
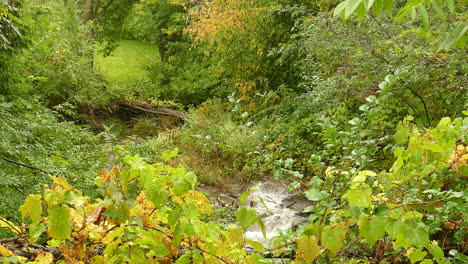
left=119, top=101, right=186, bottom=118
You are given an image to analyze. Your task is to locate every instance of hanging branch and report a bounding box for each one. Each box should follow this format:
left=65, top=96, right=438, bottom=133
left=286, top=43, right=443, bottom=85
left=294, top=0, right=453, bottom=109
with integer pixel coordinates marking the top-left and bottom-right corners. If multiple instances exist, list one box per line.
left=0, top=156, right=49, bottom=174
left=405, top=86, right=432, bottom=127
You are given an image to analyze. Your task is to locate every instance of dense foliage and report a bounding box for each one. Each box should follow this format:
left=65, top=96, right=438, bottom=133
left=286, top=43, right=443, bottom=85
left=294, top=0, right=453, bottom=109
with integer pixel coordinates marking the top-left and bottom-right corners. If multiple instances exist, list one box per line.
left=0, top=0, right=466, bottom=263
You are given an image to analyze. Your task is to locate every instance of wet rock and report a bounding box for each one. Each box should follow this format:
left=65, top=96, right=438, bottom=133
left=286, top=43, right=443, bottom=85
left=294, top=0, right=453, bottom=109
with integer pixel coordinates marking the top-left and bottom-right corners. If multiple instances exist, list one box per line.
left=216, top=194, right=239, bottom=208
left=282, top=193, right=311, bottom=214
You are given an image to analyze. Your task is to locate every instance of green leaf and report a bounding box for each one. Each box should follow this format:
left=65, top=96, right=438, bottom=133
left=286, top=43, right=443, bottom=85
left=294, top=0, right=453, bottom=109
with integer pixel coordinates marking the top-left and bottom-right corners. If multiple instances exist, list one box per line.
left=395, top=0, right=425, bottom=22
left=47, top=205, right=71, bottom=240
left=173, top=223, right=183, bottom=246
left=358, top=215, right=385, bottom=246
left=150, top=243, right=170, bottom=257
left=426, top=242, right=444, bottom=259
left=322, top=223, right=347, bottom=254
left=162, top=148, right=178, bottom=162
left=395, top=121, right=411, bottom=144
left=356, top=2, right=367, bottom=22
left=334, top=1, right=348, bottom=19
left=459, top=165, right=468, bottom=176
left=146, top=186, right=170, bottom=209
left=429, top=0, right=446, bottom=23
left=405, top=226, right=430, bottom=247
left=305, top=188, right=328, bottom=201
left=257, top=217, right=266, bottom=238
left=395, top=6, right=411, bottom=22
left=182, top=203, right=200, bottom=219
left=418, top=5, right=429, bottom=30
left=172, top=175, right=191, bottom=196
left=236, top=206, right=257, bottom=230
left=246, top=239, right=265, bottom=253
left=168, top=207, right=182, bottom=226
left=20, top=194, right=42, bottom=224
left=383, top=0, right=394, bottom=13
left=374, top=204, right=390, bottom=216
left=364, top=0, right=375, bottom=11
left=409, top=247, right=427, bottom=263
left=447, top=0, right=455, bottom=13
left=29, top=222, right=46, bottom=242
left=439, top=23, right=468, bottom=51
left=130, top=247, right=147, bottom=264
left=345, top=0, right=363, bottom=19
left=240, top=191, right=249, bottom=205
left=103, top=203, right=130, bottom=225
left=372, top=0, right=383, bottom=17
left=175, top=255, right=191, bottom=264
left=343, top=188, right=372, bottom=208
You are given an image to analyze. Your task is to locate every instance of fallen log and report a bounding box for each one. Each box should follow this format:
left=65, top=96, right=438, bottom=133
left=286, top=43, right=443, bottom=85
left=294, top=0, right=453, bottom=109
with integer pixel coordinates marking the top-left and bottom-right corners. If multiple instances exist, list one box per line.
left=119, top=101, right=186, bottom=118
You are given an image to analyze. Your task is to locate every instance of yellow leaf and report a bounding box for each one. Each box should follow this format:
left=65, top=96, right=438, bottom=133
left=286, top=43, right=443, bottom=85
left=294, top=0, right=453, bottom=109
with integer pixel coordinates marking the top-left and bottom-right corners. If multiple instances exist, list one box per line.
left=352, top=170, right=377, bottom=183
left=35, top=251, right=54, bottom=264
left=0, top=245, right=13, bottom=257
left=295, top=235, right=320, bottom=262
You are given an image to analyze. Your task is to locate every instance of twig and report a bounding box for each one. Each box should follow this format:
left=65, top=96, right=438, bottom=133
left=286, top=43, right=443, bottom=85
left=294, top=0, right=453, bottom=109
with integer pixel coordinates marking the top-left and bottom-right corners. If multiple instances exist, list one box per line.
left=388, top=200, right=442, bottom=210
left=0, top=218, right=23, bottom=235
left=0, top=234, right=28, bottom=244
left=0, top=156, right=49, bottom=174
left=338, top=237, right=360, bottom=256
left=405, top=86, right=432, bottom=127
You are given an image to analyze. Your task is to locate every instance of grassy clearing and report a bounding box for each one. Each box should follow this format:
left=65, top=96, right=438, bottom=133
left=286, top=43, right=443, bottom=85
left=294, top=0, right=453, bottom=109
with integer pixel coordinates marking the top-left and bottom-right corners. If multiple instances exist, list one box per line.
left=94, top=40, right=159, bottom=85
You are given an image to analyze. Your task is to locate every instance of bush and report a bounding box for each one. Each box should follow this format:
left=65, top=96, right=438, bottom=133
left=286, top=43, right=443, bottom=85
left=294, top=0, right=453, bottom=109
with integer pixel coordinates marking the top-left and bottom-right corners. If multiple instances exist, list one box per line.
left=0, top=97, right=106, bottom=220
left=169, top=102, right=264, bottom=183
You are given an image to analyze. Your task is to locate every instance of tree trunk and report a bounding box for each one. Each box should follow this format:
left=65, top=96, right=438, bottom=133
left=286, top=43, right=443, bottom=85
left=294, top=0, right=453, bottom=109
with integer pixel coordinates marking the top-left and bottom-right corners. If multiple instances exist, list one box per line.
left=83, top=0, right=94, bottom=24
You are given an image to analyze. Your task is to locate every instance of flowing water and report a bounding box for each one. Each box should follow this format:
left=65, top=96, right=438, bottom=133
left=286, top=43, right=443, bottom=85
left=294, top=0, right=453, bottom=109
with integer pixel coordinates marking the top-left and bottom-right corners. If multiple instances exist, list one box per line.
left=200, top=181, right=309, bottom=246
left=243, top=182, right=308, bottom=245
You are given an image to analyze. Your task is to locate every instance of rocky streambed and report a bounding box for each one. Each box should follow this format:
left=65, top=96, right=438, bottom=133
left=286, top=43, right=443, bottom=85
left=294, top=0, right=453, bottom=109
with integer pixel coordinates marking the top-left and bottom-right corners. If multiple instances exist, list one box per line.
left=198, top=181, right=310, bottom=246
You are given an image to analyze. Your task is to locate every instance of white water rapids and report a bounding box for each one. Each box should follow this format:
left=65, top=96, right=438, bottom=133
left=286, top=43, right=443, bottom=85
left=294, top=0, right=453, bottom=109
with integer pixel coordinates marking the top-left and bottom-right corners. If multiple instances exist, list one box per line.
left=243, top=182, right=308, bottom=245
left=200, top=181, right=309, bottom=245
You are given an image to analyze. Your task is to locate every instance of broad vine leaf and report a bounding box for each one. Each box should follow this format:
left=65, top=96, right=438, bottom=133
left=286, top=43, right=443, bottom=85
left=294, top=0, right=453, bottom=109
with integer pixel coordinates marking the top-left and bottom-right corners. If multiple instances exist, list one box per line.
left=236, top=206, right=257, bottom=230
left=343, top=188, right=372, bottom=208
left=246, top=239, right=265, bottom=253
left=29, top=222, right=46, bottom=242
left=146, top=186, right=170, bottom=209
left=295, top=235, right=320, bottom=262
left=47, top=205, right=71, bottom=240
left=130, top=247, right=147, bottom=264
left=20, top=194, right=42, bottom=224
left=358, top=215, right=385, bottom=246
left=305, top=188, right=328, bottom=201
left=175, top=255, right=191, bottom=264
left=407, top=247, right=427, bottom=263
left=35, top=251, right=54, bottom=264
left=172, top=175, right=192, bottom=196
left=395, top=120, right=412, bottom=144
left=322, top=223, right=347, bottom=254
left=426, top=241, right=444, bottom=259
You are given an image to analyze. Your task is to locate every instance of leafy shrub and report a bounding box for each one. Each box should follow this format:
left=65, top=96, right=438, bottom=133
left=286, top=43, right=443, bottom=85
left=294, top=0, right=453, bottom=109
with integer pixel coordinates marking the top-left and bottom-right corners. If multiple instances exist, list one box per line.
left=0, top=155, right=269, bottom=263
left=0, top=97, right=106, bottom=220
left=5, top=0, right=110, bottom=106
left=170, top=103, right=264, bottom=183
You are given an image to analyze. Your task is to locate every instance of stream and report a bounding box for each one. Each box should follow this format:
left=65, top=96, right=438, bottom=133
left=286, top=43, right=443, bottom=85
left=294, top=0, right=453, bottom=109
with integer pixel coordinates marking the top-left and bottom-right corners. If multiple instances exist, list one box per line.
left=199, top=181, right=310, bottom=246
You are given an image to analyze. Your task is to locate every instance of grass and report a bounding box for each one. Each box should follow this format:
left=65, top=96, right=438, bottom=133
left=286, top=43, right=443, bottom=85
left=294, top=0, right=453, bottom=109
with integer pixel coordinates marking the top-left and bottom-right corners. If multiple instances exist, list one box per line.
left=94, top=40, right=159, bottom=85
